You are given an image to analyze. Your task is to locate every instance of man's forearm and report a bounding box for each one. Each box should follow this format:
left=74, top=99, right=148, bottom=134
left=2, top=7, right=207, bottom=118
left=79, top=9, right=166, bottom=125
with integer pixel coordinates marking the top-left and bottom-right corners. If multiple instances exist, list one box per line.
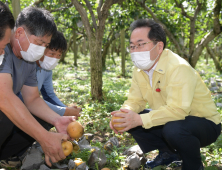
left=25, top=97, right=60, bottom=126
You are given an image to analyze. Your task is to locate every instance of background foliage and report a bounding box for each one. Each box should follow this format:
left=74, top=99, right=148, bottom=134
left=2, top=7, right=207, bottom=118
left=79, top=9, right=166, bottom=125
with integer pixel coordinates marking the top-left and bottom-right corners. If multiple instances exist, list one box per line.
left=1, top=0, right=222, bottom=169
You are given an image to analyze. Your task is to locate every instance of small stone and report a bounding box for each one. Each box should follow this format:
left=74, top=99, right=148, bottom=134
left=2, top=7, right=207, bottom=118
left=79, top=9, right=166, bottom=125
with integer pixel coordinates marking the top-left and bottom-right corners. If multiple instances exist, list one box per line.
left=84, top=133, right=94, bottom=142
left=199, top=70, right=205, bottom=75
left=216, top=103, right=222, bottom=107
left=76, top=162, right=87, bottom=170
left=51, top=162, right=68, bottom=169
left=204, top=80, right=209, bottom=84
left=123, top=145, right=143, bottom=157
left=20, top=146, right=44, bottom=170
left=210, top=86, right=219, bottom=91
left=79, top=144, right=92, bottom=151
left=209, top=78, right=215, bottom=82
left=211, top=81, right=217, bottom=87
left=68, top=159, right=75, bottom=170
left=39, top=164, right=51, bottom=170
left=140, top=156, right=147, bottom=166
left=126, top=153, right=141, bottom=170
left=65, top=87, right=72, bottom=92
left=218, top=82, right=222, bottom=87
left=88, top=147, right=107, bottom=169
left=104, top=137, right=119, bottom=151
left=216, top=79, right=222, bottom=82
left=79, top=136, right=90, bottom=146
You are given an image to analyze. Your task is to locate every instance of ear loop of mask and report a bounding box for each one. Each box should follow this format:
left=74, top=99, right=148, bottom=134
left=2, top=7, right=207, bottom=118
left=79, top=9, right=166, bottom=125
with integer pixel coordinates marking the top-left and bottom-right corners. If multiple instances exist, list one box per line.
left=23, top=29, right=31, bottom=44
left=16, top=29, right=31, bottom=52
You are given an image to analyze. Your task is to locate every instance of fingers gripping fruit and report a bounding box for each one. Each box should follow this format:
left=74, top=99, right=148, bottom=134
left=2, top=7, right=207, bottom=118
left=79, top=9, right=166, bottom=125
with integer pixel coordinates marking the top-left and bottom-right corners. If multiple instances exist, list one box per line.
left=67, top=121, right=84, bottom=139
left=62, top=141, right=73, bottom=156
left=111, top=111, right=126, bottom=131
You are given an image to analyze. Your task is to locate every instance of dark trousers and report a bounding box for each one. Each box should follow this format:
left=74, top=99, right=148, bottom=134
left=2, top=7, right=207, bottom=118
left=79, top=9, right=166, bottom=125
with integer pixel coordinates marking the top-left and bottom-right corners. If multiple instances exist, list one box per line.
left=0, top=110, right=52, bottom=160
left=128, top=109, right=221, bottom=170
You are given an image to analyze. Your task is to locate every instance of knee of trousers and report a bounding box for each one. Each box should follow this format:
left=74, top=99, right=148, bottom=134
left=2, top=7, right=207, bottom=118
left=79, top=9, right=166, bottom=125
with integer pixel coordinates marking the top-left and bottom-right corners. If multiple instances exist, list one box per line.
left=162, top=121, right=189, bottom=146
left=0, top=113, right=14, bottom=147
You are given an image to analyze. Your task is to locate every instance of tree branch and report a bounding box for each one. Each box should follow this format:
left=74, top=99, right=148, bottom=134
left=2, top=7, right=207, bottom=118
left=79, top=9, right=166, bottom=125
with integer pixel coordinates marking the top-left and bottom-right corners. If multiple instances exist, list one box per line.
left=174, top=0, right=192, bottom=20
left=97, top=0, right=124, bottom=39
left=71, top=0, right=94, bottom=39
left=49, top=3, right=73, bottom=12
left=188, top=0, right=202, bottom=56
left=84, top=0, right=97, bottom=30
left=206, top=45, right=222, bottom=72
left=33, top=0, right=45, bottom=6
left=213, top=0, right=222, bottom=34
left=190, top=0, right=222, bottom=67
left=97, top=0, right=103, bottom=20
left=137, top=1, right=187, bottom=58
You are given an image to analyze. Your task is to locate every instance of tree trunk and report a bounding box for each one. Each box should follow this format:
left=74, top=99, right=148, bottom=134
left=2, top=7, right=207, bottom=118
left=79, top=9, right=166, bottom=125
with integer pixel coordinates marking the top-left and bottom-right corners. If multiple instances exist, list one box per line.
left=73, top=29, right=78, bottom=67
left=111, top=39, right=115, bottom=56
left=102, top=45, right=109, bottom=71
left=72, top=0, right=124, bottom=101
left=206, top=46, right=222, bottom=73
left=59, top=0, right=66, bottom=4
left=12, top=0, right=21, bottom=20
left=121, top=29, right=125, bottom=77
left=60, top=35, right=73, bottom=63
left=205, top=51, right=208, bottom=65
left=89, top=38, right=103, bottom=100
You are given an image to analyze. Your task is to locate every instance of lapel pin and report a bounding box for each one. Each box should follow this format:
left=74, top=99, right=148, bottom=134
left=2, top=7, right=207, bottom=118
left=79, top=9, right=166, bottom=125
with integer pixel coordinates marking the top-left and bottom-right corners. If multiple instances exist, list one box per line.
left=156, top=88, right=161, bottom=92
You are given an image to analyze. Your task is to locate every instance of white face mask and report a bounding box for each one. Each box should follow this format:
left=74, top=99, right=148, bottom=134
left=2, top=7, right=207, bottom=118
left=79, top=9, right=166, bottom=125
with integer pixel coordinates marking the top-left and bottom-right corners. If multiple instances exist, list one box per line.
left=0, top=53, right=4, bottom=65
left=39, top=55, right=59, bottom=70
left=130, top=43, right=159, bottom=70
left=16, top=30, right=46, bottom=62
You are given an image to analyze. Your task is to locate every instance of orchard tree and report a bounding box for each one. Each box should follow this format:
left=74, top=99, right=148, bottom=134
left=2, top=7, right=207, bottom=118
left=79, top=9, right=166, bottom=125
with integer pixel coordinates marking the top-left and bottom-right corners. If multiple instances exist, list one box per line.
left=71, top=0, right=124, bottom=101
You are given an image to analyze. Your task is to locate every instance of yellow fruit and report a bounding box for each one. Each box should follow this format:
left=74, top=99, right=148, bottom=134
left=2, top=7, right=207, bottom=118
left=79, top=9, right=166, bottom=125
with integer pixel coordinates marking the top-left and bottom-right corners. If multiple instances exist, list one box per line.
left=111, top=111, right=126, bottom=131
left=61, top=141, right=73, bottom=156
left=74, top=158, right=84, bottom=166
left=67, top=121, right=84, bottom=139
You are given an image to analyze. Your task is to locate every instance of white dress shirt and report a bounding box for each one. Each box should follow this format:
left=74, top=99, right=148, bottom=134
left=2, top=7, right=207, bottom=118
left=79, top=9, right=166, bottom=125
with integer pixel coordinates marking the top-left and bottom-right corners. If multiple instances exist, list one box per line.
left=144, top=62, right=158, bottom=87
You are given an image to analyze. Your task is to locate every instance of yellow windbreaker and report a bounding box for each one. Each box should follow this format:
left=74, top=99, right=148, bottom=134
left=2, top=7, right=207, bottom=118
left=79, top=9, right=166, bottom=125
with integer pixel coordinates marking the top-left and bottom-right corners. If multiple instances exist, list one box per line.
left=121, top=49, right=221, bottom=129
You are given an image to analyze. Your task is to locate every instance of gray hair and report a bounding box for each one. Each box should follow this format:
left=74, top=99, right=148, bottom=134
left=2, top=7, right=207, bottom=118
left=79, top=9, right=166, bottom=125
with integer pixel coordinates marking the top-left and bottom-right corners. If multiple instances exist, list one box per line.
left=15, top=7, right=57, bottom=37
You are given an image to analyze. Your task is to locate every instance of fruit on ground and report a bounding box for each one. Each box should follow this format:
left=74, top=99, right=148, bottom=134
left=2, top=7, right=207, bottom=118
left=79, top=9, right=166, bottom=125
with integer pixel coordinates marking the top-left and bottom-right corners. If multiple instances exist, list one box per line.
left=74, top=158, right=84, bottom=166
left=101, top=168, right=110, bottom=170
left=111, top=111, right=126, bottom=131
left=67, top=121, right=84, bottom=139
left=61, top=141, right=73, bottom=156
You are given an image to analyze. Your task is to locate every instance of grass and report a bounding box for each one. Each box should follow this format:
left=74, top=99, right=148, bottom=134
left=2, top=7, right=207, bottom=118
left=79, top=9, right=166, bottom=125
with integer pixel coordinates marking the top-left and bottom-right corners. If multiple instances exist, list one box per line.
left=52, top=52, right=222, bottom=169
left=1, top=52, right=222, bottom=170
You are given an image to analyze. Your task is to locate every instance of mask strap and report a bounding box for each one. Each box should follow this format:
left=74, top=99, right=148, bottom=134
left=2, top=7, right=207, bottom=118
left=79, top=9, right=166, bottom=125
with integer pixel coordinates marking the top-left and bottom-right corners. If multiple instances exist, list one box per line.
left=150, top=42, right=158, bottom=52
left=16, top=39, right=23, bottom=51
left=23, top=29, right=31, bottom=44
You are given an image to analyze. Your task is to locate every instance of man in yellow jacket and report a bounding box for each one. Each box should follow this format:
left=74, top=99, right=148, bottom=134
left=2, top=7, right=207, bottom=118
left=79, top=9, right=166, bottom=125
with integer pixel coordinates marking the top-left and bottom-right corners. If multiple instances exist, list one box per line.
left=110, top=19, right=221, bottom=170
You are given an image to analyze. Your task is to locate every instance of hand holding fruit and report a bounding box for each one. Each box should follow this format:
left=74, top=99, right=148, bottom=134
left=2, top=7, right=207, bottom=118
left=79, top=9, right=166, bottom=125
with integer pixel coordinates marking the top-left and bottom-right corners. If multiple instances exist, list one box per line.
left=67, top=121, right=84, bottom=139
left=61, top=121, right=84, bottom=157
left=110, top=109, right=143, bottom=132
left=54, top=116, right=76, bottom=135
left=61, top=141, right=73, bottom=156
left=40, top=132, right=68, bottom=167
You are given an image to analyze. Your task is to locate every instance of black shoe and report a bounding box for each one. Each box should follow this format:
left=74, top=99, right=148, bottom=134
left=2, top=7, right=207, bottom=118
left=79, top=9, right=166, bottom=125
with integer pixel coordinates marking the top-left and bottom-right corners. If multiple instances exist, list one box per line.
left=199, top=163, right=204, bottom=170
left=0, top=156, right=21, bottom=168
left=144, top=151, right=181, bottom=169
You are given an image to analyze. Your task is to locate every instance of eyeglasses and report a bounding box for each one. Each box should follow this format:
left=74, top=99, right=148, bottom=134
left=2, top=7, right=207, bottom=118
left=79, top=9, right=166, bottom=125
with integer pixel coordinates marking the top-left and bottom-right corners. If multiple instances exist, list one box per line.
left=129, top=41, right=153, bottom=51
